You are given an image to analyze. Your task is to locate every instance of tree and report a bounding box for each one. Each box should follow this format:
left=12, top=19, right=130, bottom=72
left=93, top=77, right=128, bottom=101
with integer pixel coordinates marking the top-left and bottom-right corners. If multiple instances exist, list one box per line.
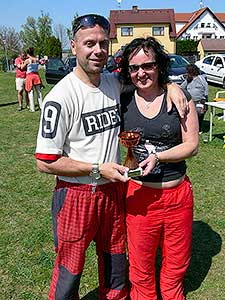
left=0, top=26, right=21, bottom=70
left=54, top=24, right=69, bottom=50
left=20, top=12, right=53, bottom=56
left=37, top=11, right=53, bottom=54
left=67, top=12, right=79, bottom=40
left=0, top=26, right=21, bottom=55
left=45, top=36, right=62, bottom=58
left=176, top=40, right=199, bottom=56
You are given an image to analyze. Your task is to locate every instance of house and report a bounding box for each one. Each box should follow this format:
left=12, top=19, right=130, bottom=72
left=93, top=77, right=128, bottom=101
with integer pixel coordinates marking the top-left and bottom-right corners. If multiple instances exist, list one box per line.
left=198, top=39, right=225, bottom=58
left=175, top=7, right=225, bottom=41
left=109, top=6, right=176, bottom=55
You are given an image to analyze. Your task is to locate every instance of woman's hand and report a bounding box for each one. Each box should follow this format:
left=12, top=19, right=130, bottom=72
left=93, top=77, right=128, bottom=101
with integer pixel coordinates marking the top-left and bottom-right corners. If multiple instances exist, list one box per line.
left=139, top=153, right=159, bottom=176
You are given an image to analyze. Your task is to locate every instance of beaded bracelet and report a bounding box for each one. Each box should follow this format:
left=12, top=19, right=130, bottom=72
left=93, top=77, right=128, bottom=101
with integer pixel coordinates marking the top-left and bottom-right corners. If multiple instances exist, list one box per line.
left=151, top=152, right=160, bottom=165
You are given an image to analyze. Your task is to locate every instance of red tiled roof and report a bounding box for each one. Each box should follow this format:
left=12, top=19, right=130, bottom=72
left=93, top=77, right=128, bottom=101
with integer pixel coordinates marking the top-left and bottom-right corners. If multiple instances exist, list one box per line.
left=175, top=12, right=225, bottom=23
left=109, top=7, right=176, bottom=39
left=175, top=13, right=192, bottom=23
left=176, top=7, right=225, bottom=38
left=200, top=39, right=225, bottom=51
left=215, top=13, right=225, bottom=23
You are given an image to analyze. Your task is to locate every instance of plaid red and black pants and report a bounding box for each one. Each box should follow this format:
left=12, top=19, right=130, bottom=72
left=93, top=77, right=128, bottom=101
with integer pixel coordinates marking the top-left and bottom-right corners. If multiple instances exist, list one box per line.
left=126, top=176, right=193, bottom=300
left=49, top=180, right=128, bottom=300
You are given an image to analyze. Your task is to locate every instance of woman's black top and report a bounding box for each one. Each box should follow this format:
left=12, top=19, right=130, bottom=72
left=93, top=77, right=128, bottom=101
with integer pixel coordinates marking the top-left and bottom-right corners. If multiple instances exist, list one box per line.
left=120, top=90, right=191, bottom=182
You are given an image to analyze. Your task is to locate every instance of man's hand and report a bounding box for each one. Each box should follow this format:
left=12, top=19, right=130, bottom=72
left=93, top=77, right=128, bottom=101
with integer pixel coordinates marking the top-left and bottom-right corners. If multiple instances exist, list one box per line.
left=99, top=162, right=129, bottom=182
left=166, top=82, right=189, bottom=118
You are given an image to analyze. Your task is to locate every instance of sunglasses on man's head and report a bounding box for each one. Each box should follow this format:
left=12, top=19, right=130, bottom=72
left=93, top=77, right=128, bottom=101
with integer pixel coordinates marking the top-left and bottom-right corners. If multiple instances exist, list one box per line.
left=73, top=14, right=110, bottom=35
left=128, top=61, right=157, bottom=73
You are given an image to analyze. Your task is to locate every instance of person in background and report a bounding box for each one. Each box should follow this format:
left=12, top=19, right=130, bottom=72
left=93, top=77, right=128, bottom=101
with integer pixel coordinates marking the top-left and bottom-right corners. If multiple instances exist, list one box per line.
left=181, top=64, right=208, bottom=133
left=35, top=14, right=189, bottom=300
left=14, top=51, right=29, bottom=111
left=21, top=47, right=43, bottom=112
left=120, top=36, right=199, bottom=300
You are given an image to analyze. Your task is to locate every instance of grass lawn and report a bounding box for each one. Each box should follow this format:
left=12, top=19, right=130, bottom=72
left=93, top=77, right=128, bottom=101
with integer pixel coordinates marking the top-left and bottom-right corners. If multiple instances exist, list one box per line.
left=0, top=70, right=224, bottom=300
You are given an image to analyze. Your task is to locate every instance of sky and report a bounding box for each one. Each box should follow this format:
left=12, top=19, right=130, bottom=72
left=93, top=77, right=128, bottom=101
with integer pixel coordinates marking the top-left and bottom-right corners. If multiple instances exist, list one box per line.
left=1, top=0, right=225, bottom=32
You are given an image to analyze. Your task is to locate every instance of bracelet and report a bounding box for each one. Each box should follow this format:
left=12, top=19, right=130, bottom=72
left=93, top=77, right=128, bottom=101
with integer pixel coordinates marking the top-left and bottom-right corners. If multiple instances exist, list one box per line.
left=151, top=152, right=160, bottom=166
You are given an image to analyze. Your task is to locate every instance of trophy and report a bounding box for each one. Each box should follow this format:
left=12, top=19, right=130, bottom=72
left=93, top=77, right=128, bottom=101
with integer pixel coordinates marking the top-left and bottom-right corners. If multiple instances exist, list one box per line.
left=118, top=131, right=141, bottom=170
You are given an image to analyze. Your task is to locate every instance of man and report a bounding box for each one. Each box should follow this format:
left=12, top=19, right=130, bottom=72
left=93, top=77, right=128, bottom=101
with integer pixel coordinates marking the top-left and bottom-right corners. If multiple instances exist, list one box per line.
left=35, top=14, right=187, bottom=300
left=14, top=51, right=29, bottom=111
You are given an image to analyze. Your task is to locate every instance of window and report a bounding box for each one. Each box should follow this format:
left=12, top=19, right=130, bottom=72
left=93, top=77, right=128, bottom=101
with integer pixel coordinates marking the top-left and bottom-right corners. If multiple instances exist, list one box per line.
left=203, top=56, right=214, bottom=65
left=47, top=58, right=65, bottom=71
left=201, top=23, right=205, bottom=28
left=202, top=34, right=212, bottom=39
left=121, top=27, right=133, bottom=36
left=214, top=57, right=224, bottom=68
left=206, top=23, right=211, bottom=28
left=220, top=36, right=224, bottom=39
left=152, top=26, right=164, bottom=36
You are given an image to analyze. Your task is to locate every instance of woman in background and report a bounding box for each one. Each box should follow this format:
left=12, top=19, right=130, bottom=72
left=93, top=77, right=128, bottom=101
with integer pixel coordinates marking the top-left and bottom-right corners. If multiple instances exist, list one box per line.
left=120, top=37, right=199, bottom=300
left=21, top=47, right=43, bottom=112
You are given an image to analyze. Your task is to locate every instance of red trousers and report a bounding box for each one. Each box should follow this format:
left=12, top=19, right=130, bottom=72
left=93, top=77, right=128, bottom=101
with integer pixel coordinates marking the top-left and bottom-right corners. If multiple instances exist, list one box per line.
left=126, top=177, right=193, bottom=300
left=49, top=180, right=128, bottom=300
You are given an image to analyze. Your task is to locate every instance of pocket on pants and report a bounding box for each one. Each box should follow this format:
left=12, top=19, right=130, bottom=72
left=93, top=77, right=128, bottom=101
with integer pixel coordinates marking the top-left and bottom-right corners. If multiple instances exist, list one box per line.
left=57, top=189, right=85, bottom=242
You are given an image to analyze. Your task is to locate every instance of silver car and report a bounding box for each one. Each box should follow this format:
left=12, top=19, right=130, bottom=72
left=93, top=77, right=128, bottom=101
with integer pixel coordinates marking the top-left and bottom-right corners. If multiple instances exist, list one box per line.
left=195, top=54, right=225, bottom=88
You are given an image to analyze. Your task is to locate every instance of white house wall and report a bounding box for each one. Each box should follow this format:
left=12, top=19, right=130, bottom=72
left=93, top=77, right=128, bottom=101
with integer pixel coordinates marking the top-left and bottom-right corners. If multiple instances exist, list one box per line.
left=176, top=23, right=185, bottom=33
left=178, top=10, right=225, bottom=40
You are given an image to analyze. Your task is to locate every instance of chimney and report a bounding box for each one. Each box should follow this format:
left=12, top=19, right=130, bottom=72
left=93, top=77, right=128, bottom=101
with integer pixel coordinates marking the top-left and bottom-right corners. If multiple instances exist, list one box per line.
left=132, top=5, right=138, bottom=13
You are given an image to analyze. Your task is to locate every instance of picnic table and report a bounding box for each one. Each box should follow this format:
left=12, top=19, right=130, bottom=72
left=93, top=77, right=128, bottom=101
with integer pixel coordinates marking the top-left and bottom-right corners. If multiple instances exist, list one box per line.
left=205, top=101, right=225, bottom=141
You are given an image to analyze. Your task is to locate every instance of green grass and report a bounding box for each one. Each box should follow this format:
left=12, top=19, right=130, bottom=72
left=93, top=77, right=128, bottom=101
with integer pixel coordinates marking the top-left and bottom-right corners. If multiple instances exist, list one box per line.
left=0, top=71, right=224, bottom=300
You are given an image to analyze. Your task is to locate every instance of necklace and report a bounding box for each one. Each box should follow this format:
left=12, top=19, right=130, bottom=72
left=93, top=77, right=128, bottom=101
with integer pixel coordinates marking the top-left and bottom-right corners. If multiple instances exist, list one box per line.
left=142, top=94, right=158, bottom=110
left=136, top=89, right=164, bottom=110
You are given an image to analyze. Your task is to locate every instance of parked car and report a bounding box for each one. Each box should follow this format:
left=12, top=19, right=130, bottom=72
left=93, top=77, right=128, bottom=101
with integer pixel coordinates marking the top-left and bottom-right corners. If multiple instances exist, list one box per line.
left=195, top=54, right=225, bottom=88
left=168, top=54, right=190, bottom=85
left=46, top=55, right=119, bottom=84
left=45, top=56, right=76, bottom=84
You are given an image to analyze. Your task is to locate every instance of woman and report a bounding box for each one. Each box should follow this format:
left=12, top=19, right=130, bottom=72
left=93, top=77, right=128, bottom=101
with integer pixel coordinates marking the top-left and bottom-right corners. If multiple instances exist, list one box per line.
left=21, top=47, right=43, bottom=112
left=181, top=63, right=208, bottom=133
left=119, top=37, right=199, bottom=300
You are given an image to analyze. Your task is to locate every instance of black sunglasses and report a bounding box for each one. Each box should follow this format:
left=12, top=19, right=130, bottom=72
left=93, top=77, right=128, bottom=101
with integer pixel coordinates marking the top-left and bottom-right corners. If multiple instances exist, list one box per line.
left=73, top=14, right=110, bottom=35
left=128, top=61, right=157, bottom=73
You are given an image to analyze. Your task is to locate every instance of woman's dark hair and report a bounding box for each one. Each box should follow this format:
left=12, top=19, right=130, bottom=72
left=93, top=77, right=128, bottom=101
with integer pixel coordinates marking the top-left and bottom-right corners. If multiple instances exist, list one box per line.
left=119, top=36, right=170, bottom=86
left=186, top=63, right=200, bottom=76
left=27, top=47, right=35, bottom=56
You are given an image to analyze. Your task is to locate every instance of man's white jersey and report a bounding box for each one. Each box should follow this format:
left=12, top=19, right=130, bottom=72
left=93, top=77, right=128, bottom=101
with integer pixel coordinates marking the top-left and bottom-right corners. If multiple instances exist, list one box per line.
left=36, top=72, right=122, bottom=183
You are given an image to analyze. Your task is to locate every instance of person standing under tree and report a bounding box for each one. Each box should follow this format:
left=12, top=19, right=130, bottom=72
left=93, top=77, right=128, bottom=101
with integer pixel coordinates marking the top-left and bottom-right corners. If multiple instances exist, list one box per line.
left=21, top=47, right=43, bottom=112
left=14, top=51, right=29, bottom=111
